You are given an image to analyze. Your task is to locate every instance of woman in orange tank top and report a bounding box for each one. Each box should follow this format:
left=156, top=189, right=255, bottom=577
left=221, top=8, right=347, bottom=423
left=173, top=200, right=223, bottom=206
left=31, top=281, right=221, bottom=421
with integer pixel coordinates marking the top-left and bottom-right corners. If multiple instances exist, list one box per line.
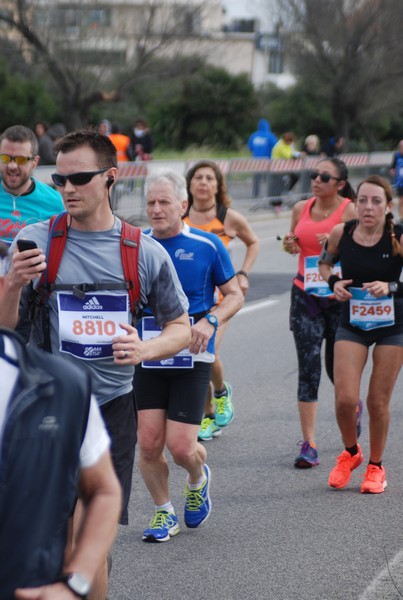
left=184, top=160, right=260, bottom=440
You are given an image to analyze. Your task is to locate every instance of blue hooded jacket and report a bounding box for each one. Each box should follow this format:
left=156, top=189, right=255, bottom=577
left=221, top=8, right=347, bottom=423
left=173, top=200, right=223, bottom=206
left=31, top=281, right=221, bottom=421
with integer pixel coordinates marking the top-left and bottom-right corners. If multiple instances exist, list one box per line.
left=247, top=119, right=278, bottom=158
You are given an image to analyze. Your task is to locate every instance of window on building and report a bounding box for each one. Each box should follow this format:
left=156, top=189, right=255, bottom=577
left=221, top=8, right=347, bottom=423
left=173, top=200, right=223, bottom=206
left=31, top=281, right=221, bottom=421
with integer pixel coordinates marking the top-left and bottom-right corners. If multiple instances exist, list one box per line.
left=268, top=33, right=283, bottom=74
left=172, top=7, right=201, bottom=35
left=35, top=6, right=111, bottom=29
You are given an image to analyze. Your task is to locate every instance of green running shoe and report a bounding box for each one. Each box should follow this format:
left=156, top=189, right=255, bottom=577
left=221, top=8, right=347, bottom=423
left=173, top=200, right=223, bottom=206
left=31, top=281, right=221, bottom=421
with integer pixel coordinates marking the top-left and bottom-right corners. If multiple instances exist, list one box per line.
left=198, top=417, right=222, bottom=441
left=214, top=382, right=233, bottom=427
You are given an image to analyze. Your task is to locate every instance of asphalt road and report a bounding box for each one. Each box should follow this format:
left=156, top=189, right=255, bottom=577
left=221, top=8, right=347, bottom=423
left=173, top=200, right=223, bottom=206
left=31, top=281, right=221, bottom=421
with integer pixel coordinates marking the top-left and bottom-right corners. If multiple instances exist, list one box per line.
left=108, top=216, right=403, bottom=600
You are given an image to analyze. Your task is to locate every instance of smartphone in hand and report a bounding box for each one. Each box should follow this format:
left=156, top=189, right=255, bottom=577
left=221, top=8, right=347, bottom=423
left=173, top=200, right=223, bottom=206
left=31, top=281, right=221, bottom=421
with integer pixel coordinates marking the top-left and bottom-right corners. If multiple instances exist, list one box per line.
left=17, top=240, right=38, bottom=253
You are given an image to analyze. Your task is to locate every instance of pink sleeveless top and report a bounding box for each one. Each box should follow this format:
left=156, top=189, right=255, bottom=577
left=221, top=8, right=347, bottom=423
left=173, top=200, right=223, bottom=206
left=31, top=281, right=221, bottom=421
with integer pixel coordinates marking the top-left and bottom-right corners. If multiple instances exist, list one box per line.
left=293, top=197, right=351, bottom=291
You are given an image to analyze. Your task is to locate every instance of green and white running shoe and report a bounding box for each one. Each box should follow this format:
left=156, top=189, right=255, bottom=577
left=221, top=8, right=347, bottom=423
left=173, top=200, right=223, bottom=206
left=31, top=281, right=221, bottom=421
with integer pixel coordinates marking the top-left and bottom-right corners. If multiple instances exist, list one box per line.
left=198, top=417, right=222, bottom=441
left=214, top=382, right=234, bottom=427
left=142, top=510, right=179, bottom=543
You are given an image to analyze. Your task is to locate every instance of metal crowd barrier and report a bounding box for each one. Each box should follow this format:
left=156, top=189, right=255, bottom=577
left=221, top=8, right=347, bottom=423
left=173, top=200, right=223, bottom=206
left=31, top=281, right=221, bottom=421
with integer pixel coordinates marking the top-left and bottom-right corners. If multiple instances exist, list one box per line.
left=34, top=152, right=395, bottom=223
left=110, top=152, right=394, bottom=222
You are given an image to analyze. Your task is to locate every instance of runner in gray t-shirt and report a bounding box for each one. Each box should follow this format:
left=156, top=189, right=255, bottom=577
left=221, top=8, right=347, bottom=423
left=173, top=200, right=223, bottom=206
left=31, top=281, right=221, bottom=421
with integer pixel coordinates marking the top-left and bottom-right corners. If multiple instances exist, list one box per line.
left=0, top=130, right=190, bottom=562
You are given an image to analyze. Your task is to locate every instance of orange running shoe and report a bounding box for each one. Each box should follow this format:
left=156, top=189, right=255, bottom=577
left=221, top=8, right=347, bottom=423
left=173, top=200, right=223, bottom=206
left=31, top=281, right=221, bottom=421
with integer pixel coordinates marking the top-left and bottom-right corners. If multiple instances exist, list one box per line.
left=360, top=464, right=387, bottom=494
left=328, top=444, right=364, bottom=489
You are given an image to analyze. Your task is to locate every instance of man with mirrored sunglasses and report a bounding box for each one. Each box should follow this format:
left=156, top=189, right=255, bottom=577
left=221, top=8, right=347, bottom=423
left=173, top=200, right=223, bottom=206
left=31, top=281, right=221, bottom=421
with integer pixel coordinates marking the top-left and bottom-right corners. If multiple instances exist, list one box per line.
left=0, top=125, right=64, bottom=248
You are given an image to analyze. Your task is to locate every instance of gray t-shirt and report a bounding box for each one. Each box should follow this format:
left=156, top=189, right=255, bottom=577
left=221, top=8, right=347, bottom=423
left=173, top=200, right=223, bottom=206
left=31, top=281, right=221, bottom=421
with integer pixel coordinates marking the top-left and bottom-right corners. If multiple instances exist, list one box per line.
left=9, top=216, right=188, bottom=404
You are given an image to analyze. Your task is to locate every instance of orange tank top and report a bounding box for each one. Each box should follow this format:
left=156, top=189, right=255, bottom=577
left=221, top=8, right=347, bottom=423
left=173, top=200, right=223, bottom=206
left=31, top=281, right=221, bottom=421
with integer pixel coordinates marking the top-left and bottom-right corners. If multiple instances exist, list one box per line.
left=183, top=205, right=233, bottom=248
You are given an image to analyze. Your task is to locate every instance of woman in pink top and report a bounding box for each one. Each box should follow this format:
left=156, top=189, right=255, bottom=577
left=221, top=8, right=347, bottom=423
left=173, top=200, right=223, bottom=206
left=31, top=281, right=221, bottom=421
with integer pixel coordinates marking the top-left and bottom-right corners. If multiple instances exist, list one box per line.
left=283, top=158, right=357, bottom=468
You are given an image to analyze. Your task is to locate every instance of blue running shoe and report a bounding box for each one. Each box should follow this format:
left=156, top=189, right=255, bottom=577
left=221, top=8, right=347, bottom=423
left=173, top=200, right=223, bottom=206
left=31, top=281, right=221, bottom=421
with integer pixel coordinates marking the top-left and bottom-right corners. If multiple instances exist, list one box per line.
left=142, top=510, right=179, bottom=543
left=198, top=417, right=222, bottom=441
left=184, top=464, right=211, bottom=528
left=356, top=399, right=363, bottom=439
left=294, top=440, right=319, bottom=468
left=214, top=382, right=233, bottom=427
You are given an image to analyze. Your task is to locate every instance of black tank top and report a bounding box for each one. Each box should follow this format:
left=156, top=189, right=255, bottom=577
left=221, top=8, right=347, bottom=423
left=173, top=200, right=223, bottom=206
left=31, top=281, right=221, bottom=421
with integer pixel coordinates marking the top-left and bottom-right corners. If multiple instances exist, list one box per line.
left=339, top=220, right=403, bottom=327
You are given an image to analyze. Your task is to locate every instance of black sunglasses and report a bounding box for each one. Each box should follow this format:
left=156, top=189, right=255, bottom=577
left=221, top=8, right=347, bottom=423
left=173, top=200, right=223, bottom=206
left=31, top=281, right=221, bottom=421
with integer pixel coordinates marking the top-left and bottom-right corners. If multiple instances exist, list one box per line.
left=310, top=170, right=341, bottom=183
left=51, top=168, right=110, bottom=187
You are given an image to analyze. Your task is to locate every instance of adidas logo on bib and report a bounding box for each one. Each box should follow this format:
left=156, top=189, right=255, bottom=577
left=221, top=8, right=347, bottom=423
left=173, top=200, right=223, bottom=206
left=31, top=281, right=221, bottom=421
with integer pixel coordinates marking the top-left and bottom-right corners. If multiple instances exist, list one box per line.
left=83, top=296, right=103, bottom=310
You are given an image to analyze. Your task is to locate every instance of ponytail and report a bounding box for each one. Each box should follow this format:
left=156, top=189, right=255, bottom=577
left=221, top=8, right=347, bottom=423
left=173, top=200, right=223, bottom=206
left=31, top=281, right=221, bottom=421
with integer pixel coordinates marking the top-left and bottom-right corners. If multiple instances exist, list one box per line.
left=340, top=180, right=356, bottom=201
left=386, top=211, right=403, bottom=257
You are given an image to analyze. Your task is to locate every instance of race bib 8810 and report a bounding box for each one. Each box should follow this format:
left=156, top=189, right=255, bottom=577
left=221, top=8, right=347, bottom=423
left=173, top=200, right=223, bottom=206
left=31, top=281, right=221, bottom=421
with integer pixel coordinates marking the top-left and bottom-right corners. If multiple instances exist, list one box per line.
left=57, top=292, right=130, bottom=359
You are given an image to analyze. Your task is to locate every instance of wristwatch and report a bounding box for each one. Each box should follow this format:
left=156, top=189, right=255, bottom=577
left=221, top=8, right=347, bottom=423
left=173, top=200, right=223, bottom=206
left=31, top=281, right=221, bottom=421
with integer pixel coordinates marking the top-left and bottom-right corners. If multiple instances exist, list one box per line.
left=389, top=282, right=399, bottom=295
left=59, top=573, right=91, bottom=599
left=205, top=313, right=219, bottom=330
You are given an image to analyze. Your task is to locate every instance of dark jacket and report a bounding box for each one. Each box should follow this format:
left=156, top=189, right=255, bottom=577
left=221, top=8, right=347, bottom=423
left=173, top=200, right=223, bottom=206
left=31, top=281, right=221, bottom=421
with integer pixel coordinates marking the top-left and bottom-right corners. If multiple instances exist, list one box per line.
left=0, top=329, right=91, bottom=599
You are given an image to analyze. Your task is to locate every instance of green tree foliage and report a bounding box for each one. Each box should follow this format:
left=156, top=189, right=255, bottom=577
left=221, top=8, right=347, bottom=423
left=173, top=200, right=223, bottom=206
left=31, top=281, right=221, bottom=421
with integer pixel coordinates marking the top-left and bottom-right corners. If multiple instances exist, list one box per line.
left=150, top=65, right=258, bottom=150
left=0, top=60, right=58, bottom=131
left=278, top=0, right=403, bottom=148
left=256, top=82, right=333, bottom=141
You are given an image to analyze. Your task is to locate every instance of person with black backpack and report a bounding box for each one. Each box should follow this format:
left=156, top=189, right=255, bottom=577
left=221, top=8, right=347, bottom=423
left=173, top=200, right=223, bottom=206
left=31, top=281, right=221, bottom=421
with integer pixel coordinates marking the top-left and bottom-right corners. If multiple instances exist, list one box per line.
left=0, top=317, right=120, bottom=599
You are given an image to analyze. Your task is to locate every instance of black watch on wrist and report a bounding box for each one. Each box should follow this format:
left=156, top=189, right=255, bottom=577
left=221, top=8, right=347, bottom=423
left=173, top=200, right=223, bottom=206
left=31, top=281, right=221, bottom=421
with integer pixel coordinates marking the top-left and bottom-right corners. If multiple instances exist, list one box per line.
left=389, top=282, right=399, bottom=295
left=205, top=313, right=219, bottom=330
left=59, top=573, right=91, bottom=599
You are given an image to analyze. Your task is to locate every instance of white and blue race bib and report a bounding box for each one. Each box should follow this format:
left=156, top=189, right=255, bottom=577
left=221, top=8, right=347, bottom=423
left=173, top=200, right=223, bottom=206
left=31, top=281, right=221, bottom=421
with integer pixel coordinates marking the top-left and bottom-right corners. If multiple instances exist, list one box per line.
left=57, top=292, right=129, bottom=359
left=349, top=287, right=395, bottom=330
left=142, top=316, right=194, bottom=368
left=304, top=256, right=342, bottom=297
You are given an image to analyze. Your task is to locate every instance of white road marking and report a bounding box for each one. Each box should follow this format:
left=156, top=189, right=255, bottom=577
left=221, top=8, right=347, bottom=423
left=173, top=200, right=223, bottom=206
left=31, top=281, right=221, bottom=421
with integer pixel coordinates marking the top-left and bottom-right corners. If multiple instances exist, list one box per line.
left=359, top=549, right=403, bottom=599
left=236, top=298, right=279, bottom=316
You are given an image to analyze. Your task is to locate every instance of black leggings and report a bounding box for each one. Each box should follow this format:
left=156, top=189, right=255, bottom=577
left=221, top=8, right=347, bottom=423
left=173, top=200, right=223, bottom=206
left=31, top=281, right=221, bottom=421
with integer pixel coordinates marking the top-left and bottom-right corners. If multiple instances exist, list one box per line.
left=290, top=285, right=341, bottom=402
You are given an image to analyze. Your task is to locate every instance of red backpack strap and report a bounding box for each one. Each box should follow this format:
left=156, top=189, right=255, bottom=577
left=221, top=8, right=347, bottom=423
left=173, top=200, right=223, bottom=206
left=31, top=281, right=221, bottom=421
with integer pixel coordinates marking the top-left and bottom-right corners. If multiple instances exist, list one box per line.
left=120, top=221, right=141, bottom=314
left=38, top=212, right=69, bottom=293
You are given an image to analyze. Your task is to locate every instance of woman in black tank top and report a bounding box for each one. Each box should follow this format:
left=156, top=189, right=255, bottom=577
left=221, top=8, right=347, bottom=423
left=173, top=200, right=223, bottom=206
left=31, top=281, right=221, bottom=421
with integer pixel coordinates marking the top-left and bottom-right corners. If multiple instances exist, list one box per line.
left=319, top=175, right=403, bottom=495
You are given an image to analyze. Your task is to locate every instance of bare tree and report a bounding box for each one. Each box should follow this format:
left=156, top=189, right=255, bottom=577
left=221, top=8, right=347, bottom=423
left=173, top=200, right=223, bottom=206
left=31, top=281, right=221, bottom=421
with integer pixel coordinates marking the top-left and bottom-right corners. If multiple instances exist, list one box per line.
left=0, top=0, right=209, bottom=129
left=277, top=0, right=403, bottom=146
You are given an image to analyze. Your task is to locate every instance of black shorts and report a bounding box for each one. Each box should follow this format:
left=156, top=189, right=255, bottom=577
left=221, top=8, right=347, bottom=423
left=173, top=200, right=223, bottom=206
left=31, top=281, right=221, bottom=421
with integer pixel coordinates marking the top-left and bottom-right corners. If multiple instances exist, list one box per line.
left=336, top=324, right=403, bottom=348
left=100, top=391, right=137, bottom=525
left=134, top=362, right=212, bottom=425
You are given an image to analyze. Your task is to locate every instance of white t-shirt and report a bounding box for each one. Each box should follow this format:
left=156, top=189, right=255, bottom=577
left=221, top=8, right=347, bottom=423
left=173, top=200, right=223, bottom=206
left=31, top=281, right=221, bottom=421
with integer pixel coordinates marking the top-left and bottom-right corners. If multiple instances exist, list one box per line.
left=0, top=336, right=110, bottom=468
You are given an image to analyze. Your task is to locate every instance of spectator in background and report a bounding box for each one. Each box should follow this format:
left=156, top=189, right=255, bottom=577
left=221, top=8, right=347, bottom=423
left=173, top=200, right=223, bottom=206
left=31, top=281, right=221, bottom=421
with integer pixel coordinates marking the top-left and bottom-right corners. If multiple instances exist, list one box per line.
left=247, top=118, right=278, bottom=197
left=36, top=122, right=67, bottom=166
left=301, top=134, right=321, bottom=197
left=272, top=132, right=301, bottom=160
left=128, top=118, right=153, bottom=161
left=322, top=135, right=345, bottom=158
left=109, top=123, right=130, bottom=162
left=269, top=132, right=302, bottom=203
left=36, top=121, right=55, bottom=165
left=97, top=119, right=112, bottom=136
left=389, top=139, right=403, bottom=222
left=247, top=119, right=277, bottom=158
left=303, top=134, right=321, bottom=156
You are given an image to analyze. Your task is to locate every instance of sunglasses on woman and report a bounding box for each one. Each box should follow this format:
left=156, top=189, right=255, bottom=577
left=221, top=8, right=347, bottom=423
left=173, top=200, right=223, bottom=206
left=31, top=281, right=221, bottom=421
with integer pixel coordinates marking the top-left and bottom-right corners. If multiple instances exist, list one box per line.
left=310, top=170, right=341, bottom=183
left=51, top=168, right=110, bottom=187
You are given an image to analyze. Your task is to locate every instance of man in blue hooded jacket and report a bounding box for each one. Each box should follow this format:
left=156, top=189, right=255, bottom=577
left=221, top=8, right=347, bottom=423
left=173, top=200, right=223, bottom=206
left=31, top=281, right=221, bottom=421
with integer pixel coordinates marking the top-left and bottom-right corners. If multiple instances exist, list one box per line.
left=247, top=119, right=277, bottom=197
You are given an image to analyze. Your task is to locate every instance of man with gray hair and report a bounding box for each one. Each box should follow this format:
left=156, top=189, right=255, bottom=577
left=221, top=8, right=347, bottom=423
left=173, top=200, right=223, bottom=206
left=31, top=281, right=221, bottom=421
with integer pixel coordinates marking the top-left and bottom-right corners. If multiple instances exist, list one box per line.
left=136, top=168, right=244, bottom=542
left=0, top=125, right=64, bottom=246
